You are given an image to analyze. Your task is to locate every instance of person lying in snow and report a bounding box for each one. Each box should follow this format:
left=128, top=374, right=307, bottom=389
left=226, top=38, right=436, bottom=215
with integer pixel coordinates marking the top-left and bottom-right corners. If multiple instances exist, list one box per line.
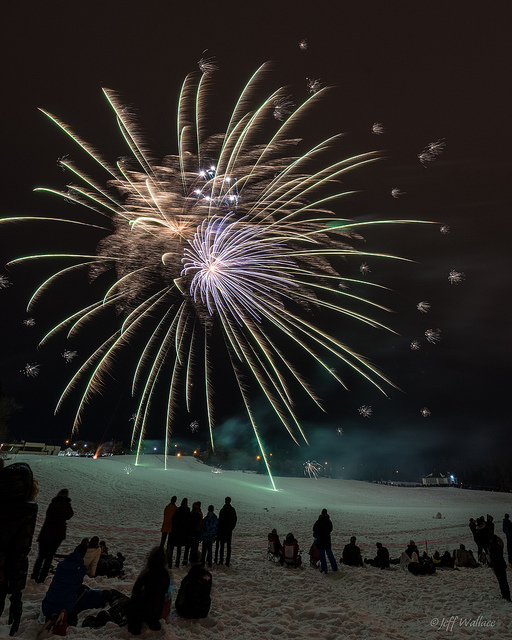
left=41, top=543, right=119, bottom=628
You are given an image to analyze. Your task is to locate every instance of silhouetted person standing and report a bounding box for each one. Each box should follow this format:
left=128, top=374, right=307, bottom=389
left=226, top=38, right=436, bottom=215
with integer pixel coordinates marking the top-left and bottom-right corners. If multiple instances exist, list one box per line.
left=313, top=509, right=338, bottom=574
left=215, top=497, right=237, bottom=566
left=32, top=489, right=73, bottom=583
left=0, top=461, right=39, bottom=636
left=489, top=535, right=511, bottom=601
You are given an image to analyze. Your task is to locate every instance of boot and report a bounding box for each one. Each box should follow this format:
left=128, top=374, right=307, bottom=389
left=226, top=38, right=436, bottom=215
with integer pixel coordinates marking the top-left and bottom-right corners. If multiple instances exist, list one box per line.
left=8, top=592, right=22, bottom=637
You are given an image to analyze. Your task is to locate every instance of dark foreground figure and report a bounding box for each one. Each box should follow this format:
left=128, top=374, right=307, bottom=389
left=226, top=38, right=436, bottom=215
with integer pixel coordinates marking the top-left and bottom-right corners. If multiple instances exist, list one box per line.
left=175, top=551, right=212, bottom=619
left=128, top=546, right=170, bottom=635
left=0, top=461, right=38, bottom=636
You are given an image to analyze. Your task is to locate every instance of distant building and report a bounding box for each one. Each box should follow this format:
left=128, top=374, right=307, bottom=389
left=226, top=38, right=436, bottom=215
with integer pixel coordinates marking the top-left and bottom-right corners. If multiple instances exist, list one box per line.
left=0, top=442, right=61, bottom=456
left=422, top=471, right=457, bottom=486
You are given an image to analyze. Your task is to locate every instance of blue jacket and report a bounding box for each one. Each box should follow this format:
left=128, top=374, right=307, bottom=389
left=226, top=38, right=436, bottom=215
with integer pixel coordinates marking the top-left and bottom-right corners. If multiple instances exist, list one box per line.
left=42, top=551, right=86, bottom=617
left=200, top=514, right=218, bottom=542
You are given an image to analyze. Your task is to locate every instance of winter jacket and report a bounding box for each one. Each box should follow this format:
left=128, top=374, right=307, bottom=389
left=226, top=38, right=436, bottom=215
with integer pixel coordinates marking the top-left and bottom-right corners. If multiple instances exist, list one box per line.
left=187, top=508, right=203, bottom=538
left=42, top=550, right=87, bottom=617
left=83, top=546, right=101, bottom=577
left=37, top=495, right=74, bottom=543
left=0, top=462, right=38, bottom=596
left=161, top=503, right=177, bottom=533
left=503, top=517, right=512, bottom=538
left=313, top=514, right=333, bottom=550
left=342, top=542, right=363, bottom=566
left=129, top=560, right=170, bottom=626
left=489, top=536, right=507, bottom=571
left=175, top=565, right=212, bottom=619
left=172, top=505, right=190, bottom=543
left=200, top=514, right=218, bottom=542
left=217, top=504, right=237, bottom=539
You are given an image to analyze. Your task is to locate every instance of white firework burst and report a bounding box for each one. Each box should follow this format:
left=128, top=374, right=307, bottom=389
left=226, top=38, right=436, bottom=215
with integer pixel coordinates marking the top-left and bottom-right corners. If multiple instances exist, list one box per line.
left=418, top=138, right=445, bottom=166
left=62, top=349, right=78, bottom=363
left=416, top=301, right=430, bottom=313
left=372, top=123, right=385, bottom=135
left=358, top=405, right=373, bottom=418
left=425, top=329, right=441, bottom=344
left=306, top=77, right=322, bottom=94
left=299, top=39, right=308, bottom=51
left=440, top=224, right=450, bottom=234
left=0, top=275, right=12, bottom=289
left=22, top=317, right=36, bottom=326
left=420, top=407, right=431, bottom=417
left=189, top=420, right=199, bottom=433
left=391, top=188, right=405, bottom=198
left=304, top=460, right=323, bottom=478
left=124, top=464, right=134, bottom=474
left=198, top=56, right=218, bottom=74
left=22, top=363, right=40, bottom=378
left=410, top=340, right=421, bottom=350
left=448, top=269, right=464, bottom=284
left=360, top=262, right=371, bottom=276
left=337, top=427, right=344, bottom=436
left=272, top=96, right=294, bottom=121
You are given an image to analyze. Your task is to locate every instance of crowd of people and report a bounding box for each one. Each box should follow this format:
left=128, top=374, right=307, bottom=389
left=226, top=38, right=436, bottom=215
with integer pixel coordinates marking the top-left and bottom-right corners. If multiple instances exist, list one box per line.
left=267, top=511, right=512, bottom=602
left=1, top=457, right=510, bottom=637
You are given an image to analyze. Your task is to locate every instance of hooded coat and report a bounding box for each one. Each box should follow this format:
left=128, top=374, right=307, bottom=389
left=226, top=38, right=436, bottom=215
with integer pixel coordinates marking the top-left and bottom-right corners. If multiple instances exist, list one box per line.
left=37, top=495, right=74, bottom=543
left=41, top=550, right=87, bottom=617
left=313, top=514, right=333, bottom=550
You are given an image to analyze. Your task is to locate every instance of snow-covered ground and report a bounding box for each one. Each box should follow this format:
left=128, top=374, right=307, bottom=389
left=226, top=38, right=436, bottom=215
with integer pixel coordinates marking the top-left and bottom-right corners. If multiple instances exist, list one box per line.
left=2, top=454, right=511, bottom=639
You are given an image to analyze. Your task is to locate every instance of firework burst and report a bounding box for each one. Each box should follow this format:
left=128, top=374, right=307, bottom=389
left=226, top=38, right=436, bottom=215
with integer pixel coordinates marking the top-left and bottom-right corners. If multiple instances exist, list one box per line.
left=304, top=460, right=322, bottom=478
left=3, top=65, right=437, bottom=490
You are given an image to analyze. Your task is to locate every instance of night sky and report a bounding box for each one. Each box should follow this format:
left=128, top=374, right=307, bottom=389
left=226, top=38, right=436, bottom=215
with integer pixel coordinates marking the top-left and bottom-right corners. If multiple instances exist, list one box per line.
left=1, top=2, right=510, bottom=473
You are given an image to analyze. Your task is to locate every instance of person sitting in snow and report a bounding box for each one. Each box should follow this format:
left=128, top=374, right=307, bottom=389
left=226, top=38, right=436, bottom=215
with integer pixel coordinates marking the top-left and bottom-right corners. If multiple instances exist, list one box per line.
left=454, top=544, right=478, bottom=568
left=268, top=529, right=283, bottom=561
left=127, top=546, right=170, bottom=635
left=400, top=540, right=419, bottom=570
left=341, top=536, right=363, bottom=567
left=281, top=533, right=301, bottom=567
left=83, top=536, right=101, bottom=577
left=175, top=550, right=212, bottom=619
left=364, top=542, right=390, bottom=569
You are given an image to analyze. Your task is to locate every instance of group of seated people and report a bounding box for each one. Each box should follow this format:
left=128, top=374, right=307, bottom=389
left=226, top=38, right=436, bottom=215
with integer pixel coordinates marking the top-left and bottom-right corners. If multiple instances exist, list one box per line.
left=267, top=531, right=483, bottom=575
left=267, top=530, right=302, bottom=567
left=40, top=537, right=213, bottom=635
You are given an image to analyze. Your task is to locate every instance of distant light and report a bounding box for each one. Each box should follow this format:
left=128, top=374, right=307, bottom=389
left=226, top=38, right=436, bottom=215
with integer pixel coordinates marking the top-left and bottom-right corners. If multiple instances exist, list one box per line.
left=84, top=444, right=87, bottom=447
left=396, top=470, right=398, bottom=473
left=450, top=475, right=454, bottom=480
left=256, top=455, right=260, bottom=460
left=93, top=455, right=98, bottom=460
left=325, top=462, right=328, bottom=465
left=193, top=450, right=197, bottom=454
left=175, top=444, right=177, bottom=447
left=177, top=453, right=181, bottom=457
left=153, top=447, right=157, bottom=451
